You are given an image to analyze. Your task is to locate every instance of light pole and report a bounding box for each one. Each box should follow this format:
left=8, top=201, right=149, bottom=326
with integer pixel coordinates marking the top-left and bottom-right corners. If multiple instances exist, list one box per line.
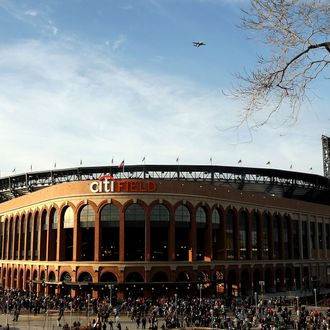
left=174, top=293, right=178, bottom=322
left=314, top=288, right=317, bottom=308
left=254, top=292, right=258, bottom=313
left=197, top=283, right=203, bottom=304
left=87, top=293, right=91, bottom=326
left=296, top=296, right=299, bottom=311
left=108, top=284, right=114, bottom=307
left=69, top=301, right=73, bottom=330
left=210, top=308, right=213, bottom=330
left=6, top=297, right=9, bottom=328
left=259, top=281, right=265, bottom=301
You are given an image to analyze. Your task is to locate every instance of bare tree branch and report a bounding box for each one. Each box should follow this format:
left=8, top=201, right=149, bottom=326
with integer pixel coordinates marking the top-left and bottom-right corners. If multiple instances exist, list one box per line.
left=230, top=0, right=330, bottom=128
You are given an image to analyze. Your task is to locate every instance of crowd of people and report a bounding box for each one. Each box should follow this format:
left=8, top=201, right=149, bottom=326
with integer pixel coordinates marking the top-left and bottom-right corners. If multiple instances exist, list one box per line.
left=0, top=287, right=330, bottom=329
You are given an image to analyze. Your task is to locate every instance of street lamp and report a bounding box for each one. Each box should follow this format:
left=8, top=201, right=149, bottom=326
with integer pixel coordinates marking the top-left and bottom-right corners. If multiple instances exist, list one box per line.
left=210, top=308, right=214, bottom=330
left=259, top=281, right=265, bottom=301
left=69, top=301, right=73, bottom=330
left=174, top=293, right=178, bottom=320
left=107, top=284, right=114, bottom=307
left=254, top=292, right=258, bottom=314
left=296, top=296, right=299, bottom=311
left=197, top=283, right=203, bottom=304
left=314, top=288, right=317, bottom=308
left=87, top=293, right=91, bottom=326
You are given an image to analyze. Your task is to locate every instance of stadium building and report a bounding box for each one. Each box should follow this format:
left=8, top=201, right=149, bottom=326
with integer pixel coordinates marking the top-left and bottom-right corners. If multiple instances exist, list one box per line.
left=1, top=154, right=330, bottom=299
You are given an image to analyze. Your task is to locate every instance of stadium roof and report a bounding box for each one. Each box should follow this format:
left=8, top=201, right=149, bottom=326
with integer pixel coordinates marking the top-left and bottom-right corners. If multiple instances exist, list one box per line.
left=0, top=164, right=330, bottom=205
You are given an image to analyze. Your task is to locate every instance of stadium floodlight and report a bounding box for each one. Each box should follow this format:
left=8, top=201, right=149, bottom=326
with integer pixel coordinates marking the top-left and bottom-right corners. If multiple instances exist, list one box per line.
left=322, top=135, right=330, bottom=177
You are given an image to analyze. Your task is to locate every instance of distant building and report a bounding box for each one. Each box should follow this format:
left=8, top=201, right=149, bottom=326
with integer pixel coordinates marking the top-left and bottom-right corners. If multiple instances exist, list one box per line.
left=0, top=164, right=330, bottom=298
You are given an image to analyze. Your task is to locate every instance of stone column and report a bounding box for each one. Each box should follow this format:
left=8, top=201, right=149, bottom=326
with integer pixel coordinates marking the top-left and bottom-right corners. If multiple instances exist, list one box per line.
left=145, top=206, right=151, bottom=262
left=119, top=208, right=125, bottom=261
left=94, top=208, right=101, bottom=262
left=189, top=207, right=196, bottom=262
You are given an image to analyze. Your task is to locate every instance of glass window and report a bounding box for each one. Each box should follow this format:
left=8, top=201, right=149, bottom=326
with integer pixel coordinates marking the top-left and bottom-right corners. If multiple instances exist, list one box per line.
left=283, top=216, right=289, bottom=259
left=175, top=205, right=190, bottom=229
left=212, top=209, right=220, bottom=229
left=196, top=207, right=206, bottom=228
left=239, top=211, right=248, bottom=260
left=251, top=213, right=258, bottom=259
left=319, top=222, right=323, bottom=249
left=101, top=204, right=119, bottom=227
left=34, top=213, right=40, bottom=258
left=63, top=207, right=74, bottom=229
left=273, top=216, right=280, bottom=259
left=151, top=204, right=169, bottom=228
left=302, top=221, right=308, bottom=259
left=151, top=204, right=169, bottom=222
left=125, top=204, right=144, bottom=221
left=175, top=205, right=190, bottom=223
left=80, top=205, right=95, bottom=228
left=50, top=209, right=58, bottom=229
left=310, top=222, right=316, bottom=248
left=226, top=209, right=235, bottom=259
left=263, top=213, right=269, bottom=259
left=292, top=220, right=299, bottom=258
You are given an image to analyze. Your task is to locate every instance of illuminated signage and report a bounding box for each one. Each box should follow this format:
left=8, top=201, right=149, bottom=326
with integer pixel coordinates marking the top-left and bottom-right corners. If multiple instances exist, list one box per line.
left=90, top=175, right=157, bottom=193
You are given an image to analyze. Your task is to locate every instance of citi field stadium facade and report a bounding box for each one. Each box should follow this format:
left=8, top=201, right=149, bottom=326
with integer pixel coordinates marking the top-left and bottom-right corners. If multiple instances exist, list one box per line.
left=1, top=164, right=330, bottom=298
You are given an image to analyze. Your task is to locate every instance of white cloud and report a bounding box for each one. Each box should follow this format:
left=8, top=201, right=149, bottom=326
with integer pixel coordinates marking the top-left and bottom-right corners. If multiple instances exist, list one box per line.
left=0, top=38, right=326, bottom=177
left=24, top=10, right=39, bottom=17
left=112, top=35, right=126, bottom=51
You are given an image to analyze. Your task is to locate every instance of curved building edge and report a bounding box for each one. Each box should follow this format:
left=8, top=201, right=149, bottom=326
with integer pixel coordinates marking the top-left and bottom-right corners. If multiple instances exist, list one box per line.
left=0, top=178, right=329, bottom=298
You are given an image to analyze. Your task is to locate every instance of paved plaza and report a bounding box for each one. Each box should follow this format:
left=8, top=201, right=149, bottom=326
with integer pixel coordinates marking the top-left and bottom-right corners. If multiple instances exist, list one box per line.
left=0, top=310, right=135, bottom=330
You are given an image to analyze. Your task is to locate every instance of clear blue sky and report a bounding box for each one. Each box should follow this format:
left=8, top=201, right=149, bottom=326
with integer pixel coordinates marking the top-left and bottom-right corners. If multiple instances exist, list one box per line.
left=0, top=0, right=328, bottom=177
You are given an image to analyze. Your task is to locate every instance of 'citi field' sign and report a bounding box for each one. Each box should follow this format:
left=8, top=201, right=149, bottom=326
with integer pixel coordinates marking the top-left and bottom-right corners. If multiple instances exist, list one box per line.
left=90, top=175, right=157, bottom=193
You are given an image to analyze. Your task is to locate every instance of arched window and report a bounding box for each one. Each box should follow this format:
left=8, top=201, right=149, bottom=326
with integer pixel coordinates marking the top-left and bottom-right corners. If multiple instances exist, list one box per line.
left=175, top=205, right=190, bottom=261
left=125, top=204, right=145, bottom=261
left=150, top=204, right=169, bottom=224
left=80, top=205, right=95, bottom=228
left=273, top=215, right=281, bottom=259
left=212, top=209, right=221, bottom=260
left=212, top=210, right=220, bottom=229
left=42, top=211, right=48, bottom=230
left=79, top=205, right=95, bottom=261
left=63, top=207, right=74, bottom=228
left=8, top=220, right=13, bottom=259
left=62, top=207, right=74, bottom=261
left=20, top=215, right=26, bottom=259
left=14, top=216, right=19, bottom=259
left=34, top=213, right=40, bottom=259
left=50, top=209, right=58, bottom=229
left=175, top=205, right=190, bottom=226
left=196, top=207, right=207, bottom=227
left=100, top=204, right=120, bottom=261
left=251, top=212, right=259, bottom=259
left=48, top=209, right=57, bottom=261
left=263, top=213, right=270, bottom=259
left=226, top=209, right=235, bottom=259
left=150, top=204, right=169, bottom=261
left=27, top=214, right=32, bottom=259
left=196, top=207, right=207, bottom=260
left=239, top=211, right=249, bottom=260
left=101, top=204, right=119, bottom=227
left=283, top=215, right=290, bottom=259
left=125, top=204, right=145, bottom=223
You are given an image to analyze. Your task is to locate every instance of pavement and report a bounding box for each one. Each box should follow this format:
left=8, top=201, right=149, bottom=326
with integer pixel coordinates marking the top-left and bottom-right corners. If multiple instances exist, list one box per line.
left=1, top=293, right=329, bottom=330
left=0, top=310, right=133, bottom=330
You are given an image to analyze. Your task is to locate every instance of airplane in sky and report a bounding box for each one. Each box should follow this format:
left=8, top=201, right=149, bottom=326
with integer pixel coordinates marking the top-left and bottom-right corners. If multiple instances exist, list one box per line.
left=192, top=41, right=206, bottom=48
